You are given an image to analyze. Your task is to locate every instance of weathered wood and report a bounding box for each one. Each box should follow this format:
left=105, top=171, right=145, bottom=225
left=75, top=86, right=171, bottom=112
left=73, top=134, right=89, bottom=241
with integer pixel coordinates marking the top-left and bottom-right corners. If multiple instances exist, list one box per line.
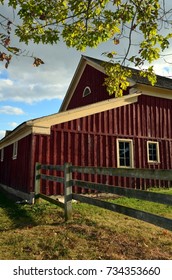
left=38, top=193, right=64, bottom=209
left=64, top=163, right=73, bottom=221
left=34, top=162, right=41, bottom=195
left=41, top=174, right=64, bottom=183
left=41, top=164, right=64, bottom=172
left=73, top=179, right=172, bottom=206
left=34, top=162, right=172, bottom=231
left=72, top=194, right=172, bottom=232
left=71, top=166, right=172, bottom=180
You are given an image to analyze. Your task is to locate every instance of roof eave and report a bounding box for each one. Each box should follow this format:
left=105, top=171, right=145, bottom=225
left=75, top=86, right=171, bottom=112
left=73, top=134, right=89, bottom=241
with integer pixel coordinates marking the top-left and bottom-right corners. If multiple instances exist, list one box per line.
left=0, top=124, right=32, bottom=148
left=0, top=93, right=140, bottom=148
left=32, top=93, right=141, bottom=128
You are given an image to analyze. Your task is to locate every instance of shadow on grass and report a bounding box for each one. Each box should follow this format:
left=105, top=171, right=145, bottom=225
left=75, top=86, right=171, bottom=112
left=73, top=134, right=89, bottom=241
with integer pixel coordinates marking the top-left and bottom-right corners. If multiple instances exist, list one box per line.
left=0, top=191, right=38, bottom=230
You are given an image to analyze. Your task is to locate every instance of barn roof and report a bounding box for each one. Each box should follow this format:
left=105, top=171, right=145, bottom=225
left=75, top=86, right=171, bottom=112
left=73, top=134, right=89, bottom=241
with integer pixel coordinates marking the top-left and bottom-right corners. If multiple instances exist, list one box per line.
left=82, top=55, right=172, bottom=90
left=59, top=55, right=172, bottom=111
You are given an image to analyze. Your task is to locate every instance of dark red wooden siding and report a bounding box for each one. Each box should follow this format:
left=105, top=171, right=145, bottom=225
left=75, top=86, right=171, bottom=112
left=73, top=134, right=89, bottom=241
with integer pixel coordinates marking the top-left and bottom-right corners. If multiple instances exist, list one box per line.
left=0, top=134, right=33, bottom=193
left=37, top=95, right=172, bottom=195
left=1, top=94, right=172, bottom=195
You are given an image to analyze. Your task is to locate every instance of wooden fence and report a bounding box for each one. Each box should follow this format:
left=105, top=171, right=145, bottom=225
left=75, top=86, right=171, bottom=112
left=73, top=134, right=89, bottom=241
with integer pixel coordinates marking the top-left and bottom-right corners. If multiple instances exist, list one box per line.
left=35, top=162, right=172, bottom=231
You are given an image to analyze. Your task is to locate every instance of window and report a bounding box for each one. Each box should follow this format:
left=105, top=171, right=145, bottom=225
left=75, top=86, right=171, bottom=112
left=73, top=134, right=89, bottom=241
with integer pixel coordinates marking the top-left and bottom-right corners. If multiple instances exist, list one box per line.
left=0, top=148, right=4, bottom=162
left=147, top=141, right=160, bottom=163
left=83, top=86, right=91, bottom=97
left=117, top=139, right=134, bottom=168
left=13, top=141, right=18, bottom=159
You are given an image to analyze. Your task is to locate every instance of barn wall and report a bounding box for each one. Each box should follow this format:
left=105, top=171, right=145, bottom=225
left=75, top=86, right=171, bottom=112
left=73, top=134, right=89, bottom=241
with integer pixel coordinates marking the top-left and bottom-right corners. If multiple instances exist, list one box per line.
left=1, top=94, right=171, bottom=196
left=0, top=134, right=33, bottom=194
left=36, top=94, right=172, bottom=195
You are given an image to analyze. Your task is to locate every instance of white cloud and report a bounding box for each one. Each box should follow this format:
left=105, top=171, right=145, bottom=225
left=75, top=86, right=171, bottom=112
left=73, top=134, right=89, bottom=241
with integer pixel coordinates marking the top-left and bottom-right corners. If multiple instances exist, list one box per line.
left=0, top=105, right=25, bottom=115
left=153, top=60, right=172, bottom=78
left=0, top=56, right=75, bottom=104
left=0, top=5, right=81, bottom=105
left=0, top=130, right=5, bottom=140
left=0, top=123, right=18, bottom=140
left=0, top=79, right=13, bottom=86
left=8, top=122, right=18, bottom=128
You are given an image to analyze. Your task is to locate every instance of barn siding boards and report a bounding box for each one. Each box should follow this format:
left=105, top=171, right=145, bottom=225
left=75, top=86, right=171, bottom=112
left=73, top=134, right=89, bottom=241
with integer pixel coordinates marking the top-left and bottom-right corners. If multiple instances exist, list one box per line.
left=0, top=93, right=172, bottom=196
left=0, top=134, right=32, bottom=193
left=41, top=95, right=171, bottom=191
left=35, top=94, right=171, bottom=193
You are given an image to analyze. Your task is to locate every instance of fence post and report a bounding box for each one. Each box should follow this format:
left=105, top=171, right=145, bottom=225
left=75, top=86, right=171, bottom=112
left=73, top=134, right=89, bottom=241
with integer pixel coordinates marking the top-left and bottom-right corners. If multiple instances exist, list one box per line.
left=34, top=162, right=41, bottom=203
left=64, top=162, right=72, bottom=221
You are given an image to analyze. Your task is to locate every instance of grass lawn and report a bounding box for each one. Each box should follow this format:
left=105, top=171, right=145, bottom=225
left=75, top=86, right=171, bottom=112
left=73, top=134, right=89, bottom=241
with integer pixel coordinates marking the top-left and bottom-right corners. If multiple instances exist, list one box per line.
left=0, top=189, right=172, bottom=260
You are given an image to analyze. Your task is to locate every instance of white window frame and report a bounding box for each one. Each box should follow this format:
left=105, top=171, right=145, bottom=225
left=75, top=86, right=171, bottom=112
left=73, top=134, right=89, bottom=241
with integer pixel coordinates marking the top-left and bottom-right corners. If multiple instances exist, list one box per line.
left=12, top=141, right=18, bottom=160
left=82, top=86, right=91, bottom=97
left=117, top=139, right=134, bottom=168
left=0, top=148, right=4, bottom=162
left=147, top=141, right=160, bottom=163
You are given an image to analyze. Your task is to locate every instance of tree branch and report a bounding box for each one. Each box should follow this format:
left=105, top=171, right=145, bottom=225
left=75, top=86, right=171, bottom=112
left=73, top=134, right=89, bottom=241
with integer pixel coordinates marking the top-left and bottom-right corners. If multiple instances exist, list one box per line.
left=121, top=12, right=137, bottom=65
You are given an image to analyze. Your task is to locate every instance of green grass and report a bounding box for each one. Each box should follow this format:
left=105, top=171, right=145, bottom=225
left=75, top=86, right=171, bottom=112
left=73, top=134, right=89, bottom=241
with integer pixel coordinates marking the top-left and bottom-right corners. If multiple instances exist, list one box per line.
left=148, top=187, right=172, bottom=195
left=108, top=197, right=172, bottom=219
left=0, top=190, right=172, bottom=260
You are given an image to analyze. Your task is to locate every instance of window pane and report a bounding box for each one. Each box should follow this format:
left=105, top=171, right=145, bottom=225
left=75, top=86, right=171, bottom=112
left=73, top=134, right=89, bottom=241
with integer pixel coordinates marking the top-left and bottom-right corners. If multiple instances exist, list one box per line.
left=119, top=141, right=131, bottom=167
left=149, top=143, right=157, bottom=161
left=126, top=158, right=130, bottom=166
left=120, top=158, right=125, bottom=166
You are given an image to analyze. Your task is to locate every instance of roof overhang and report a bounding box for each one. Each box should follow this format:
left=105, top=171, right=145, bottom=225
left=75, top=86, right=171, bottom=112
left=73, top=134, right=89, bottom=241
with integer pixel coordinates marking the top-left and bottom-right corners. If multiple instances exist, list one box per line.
left=129, top=83, right=172, bottom=99
left=0, top=93, right=140, bottom=148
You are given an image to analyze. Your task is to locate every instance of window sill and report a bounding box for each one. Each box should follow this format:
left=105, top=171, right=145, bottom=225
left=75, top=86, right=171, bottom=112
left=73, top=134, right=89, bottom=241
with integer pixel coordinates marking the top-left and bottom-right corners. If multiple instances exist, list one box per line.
left=148, top=162, right=160, bottom=165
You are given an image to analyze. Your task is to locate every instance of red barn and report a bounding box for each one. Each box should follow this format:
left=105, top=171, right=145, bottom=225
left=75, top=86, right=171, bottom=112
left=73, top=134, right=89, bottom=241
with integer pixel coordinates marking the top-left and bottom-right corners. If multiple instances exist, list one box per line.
left=0, top=56, right=172, bottom=201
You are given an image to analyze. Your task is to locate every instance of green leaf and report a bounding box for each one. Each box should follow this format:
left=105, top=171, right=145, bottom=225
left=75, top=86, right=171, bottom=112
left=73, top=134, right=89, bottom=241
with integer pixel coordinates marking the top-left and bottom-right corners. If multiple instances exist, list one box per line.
left=0, top=0, right=170, bottom=95
left=7, top=46, right=21, bottom=54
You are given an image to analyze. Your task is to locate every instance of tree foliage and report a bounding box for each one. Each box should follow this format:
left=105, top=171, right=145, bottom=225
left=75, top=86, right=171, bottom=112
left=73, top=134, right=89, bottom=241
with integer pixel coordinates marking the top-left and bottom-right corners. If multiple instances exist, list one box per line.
left=0, top=0, right=172, bottom=96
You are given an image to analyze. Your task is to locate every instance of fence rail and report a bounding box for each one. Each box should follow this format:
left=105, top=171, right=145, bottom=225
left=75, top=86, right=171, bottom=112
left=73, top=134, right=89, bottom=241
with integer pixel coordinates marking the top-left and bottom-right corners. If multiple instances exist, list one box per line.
left=71, top=166, right=172, bottom=180
left=41, top=174, right=64, bottom=183
left=72, top=193, right=172, bottom=231
left=73, top=180, right=172, bottom=206
left=34, top=162, right=172, bottom=231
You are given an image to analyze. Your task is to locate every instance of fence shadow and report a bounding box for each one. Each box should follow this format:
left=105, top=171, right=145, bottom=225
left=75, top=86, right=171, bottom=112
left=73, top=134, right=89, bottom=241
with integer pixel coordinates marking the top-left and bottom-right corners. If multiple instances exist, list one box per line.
left=0, top=190, right=37, bottom=230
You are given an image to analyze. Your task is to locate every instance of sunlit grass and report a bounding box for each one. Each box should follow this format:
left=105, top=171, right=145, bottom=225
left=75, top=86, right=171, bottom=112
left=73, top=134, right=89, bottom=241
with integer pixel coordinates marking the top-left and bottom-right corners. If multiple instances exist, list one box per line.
left=0, top=190, right=172, bottom=260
